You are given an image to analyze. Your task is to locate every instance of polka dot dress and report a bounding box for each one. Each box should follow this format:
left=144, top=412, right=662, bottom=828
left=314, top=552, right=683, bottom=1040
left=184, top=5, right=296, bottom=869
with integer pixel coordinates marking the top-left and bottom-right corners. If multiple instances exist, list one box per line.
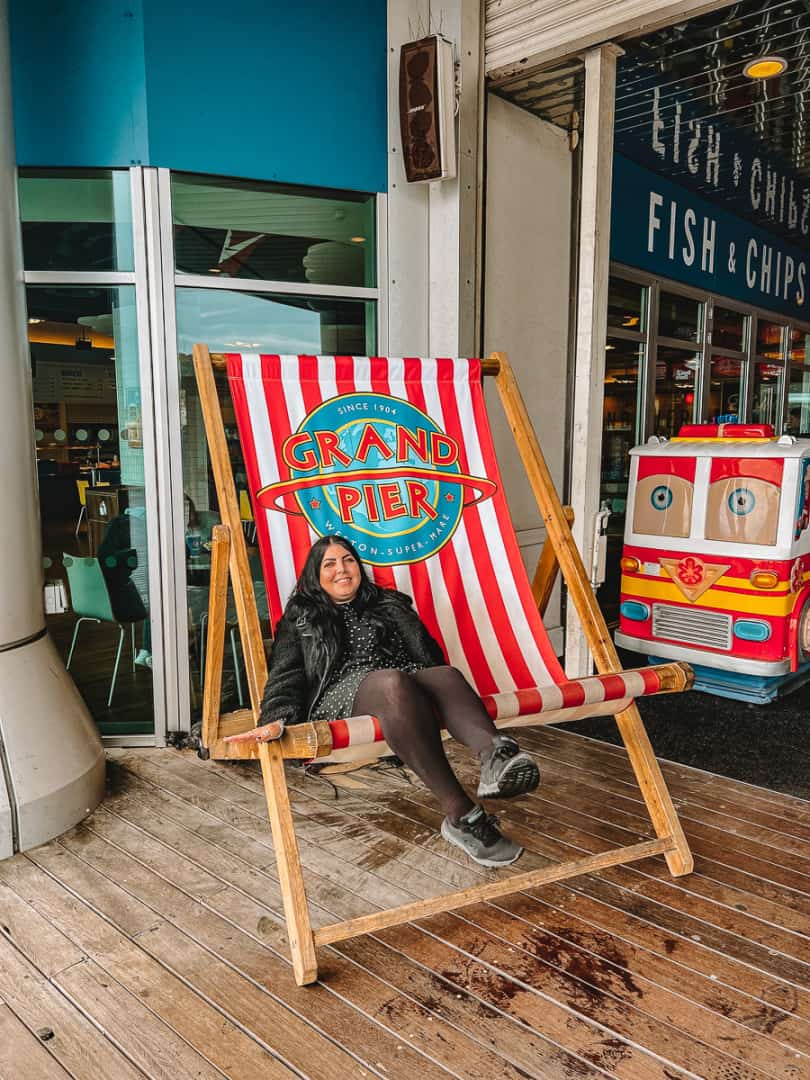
left=312, top=601, right=421, bottom=721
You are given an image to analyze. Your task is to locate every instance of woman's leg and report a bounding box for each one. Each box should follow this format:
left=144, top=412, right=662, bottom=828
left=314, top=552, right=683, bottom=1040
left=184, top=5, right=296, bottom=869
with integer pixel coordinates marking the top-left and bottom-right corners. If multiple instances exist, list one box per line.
left=409, top=666, right=498, bottom=752
left=412, top=666, right=540, bottom=800
left=352, top=668, right=474, bottom=822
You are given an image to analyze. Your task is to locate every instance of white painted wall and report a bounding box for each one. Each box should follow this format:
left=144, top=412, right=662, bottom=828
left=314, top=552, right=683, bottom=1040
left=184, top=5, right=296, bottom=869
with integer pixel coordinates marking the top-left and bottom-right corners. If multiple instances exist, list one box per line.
left=483, top=93, right=573, bottom=653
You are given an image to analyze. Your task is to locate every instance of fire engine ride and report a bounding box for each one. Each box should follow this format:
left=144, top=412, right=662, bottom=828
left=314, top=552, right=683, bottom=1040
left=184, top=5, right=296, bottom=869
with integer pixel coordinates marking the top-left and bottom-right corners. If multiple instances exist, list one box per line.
left=616, top=422, right=810, bottom=703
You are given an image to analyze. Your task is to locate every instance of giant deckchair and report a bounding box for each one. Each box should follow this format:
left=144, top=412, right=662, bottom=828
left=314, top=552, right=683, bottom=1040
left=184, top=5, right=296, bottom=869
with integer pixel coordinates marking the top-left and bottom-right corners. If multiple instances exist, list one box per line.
left=192, top=345, right=693, bottom=986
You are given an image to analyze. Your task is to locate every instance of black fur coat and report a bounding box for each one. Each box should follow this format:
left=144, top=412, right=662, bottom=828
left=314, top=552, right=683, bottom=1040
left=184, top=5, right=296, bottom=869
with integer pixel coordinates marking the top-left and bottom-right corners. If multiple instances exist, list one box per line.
left=259, top=589, right=446, bottom=727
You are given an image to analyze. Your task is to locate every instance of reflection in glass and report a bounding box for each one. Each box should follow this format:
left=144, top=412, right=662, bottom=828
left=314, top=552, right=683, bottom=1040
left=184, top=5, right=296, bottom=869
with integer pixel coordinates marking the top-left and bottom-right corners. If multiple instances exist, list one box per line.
left=601, top=338, right=642, bottom=513
left=706, top=354, right=743, bottom=422
left=26, top=286, right=154, bottom=734
left=789, top=326, right=808, bottom=364
left=787, top=360, right=810, bottom=435
left=171, top=173, right=376, bottom=288
left=756, top=320, right=786, bottom=359
left=658, top=292, right=703, bottom=342
left=607, top=278, right=646, bottom=332
left=19, top=168, right=134, bottom=272
left=751, top=360, right=784, bottom=427
left=712, top=307, right=746, bottom=352
left=653, top=347, right=698, bottom=436
left=176, top=287, right=376, bottom=721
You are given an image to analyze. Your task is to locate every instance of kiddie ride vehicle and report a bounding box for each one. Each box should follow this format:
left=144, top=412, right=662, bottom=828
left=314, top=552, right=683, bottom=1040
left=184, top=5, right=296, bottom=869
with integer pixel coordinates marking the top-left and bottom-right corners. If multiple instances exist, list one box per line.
left=616, top=423, right=810, bottom=704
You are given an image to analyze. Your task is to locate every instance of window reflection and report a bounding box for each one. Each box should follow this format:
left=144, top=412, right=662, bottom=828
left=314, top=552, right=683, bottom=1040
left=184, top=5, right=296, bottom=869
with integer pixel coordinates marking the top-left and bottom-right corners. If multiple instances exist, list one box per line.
left=171, top=173, right=376, bottom=288
left=706, top=355, right=743, bottom=422
left=19, top=168, right=134, bottom=272
left=176, top=287, right=376, bottom=720
left=607, top=278, right=646, bottom=332
left=654, top=347, right=698, bottom=436
left=658, top=292, right=702, bottom=342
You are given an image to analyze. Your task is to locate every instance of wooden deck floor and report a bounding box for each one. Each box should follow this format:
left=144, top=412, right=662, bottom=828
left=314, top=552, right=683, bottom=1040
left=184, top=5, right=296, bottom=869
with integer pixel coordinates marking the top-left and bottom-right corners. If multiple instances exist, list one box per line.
left=1, top=728, right=808, bottom=1079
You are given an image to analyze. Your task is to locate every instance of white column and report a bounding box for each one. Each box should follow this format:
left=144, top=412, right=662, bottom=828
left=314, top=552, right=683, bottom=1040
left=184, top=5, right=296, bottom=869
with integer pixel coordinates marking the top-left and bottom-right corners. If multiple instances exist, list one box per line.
left=565, top=43, right=622, bottom=677
left=386, top=0, right=483, bottom=357
left=0, top=0, right=104, bottom=858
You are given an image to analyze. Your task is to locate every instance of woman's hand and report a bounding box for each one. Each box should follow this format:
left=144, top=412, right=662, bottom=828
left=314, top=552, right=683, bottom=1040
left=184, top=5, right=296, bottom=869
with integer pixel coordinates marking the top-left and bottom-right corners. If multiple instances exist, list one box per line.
left=223, top=720, right=283, bottom=744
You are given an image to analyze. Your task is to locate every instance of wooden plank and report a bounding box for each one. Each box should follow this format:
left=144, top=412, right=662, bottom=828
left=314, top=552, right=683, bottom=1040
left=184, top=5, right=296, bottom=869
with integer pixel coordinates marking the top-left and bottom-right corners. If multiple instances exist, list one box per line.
left=394, top=783, right=810, bottom=990
left=201, top=524, right=231, bottom=749
left=520, top=737, right=810, bottom=887
left=535, top=724, right=810, bottom=825
left=348, top=922, right=775, bottom=1080
left=517, top=738, right=810, bottom=861
left=442, top=901, right=810, bottom=1080
left=49, top=824, right=472, bottom=1079
left=0, top=1004, right=73, bottom=1080
left=338, top=785, right=810, bottom=1024
left=2, top=854, right=296, bottom=1080
left=0, top=879, right=84, bottom=977
left=230, top=750, right=810, bottom=1075
left=54, top=958, right=228, bottom=1080
left=73, top=771, right=678, bottom=1080
left=491, top=352, right=693, bottom=878
left=0, top=933, right=147, bottom=1080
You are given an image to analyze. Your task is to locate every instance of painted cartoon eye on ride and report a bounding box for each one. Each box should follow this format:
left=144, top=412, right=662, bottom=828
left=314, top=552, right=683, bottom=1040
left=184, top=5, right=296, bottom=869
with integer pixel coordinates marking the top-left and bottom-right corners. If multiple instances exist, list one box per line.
left=650, top=485, right=673, bottom=511
left=728, top=487, right=756, bottom=516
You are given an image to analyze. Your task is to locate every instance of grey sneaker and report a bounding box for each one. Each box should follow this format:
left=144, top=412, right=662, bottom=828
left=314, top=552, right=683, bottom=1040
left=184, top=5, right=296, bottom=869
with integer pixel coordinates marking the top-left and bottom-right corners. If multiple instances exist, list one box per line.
left=441, top=805, right=523, bottom=867
left=477, top=734, right=540, bottom=799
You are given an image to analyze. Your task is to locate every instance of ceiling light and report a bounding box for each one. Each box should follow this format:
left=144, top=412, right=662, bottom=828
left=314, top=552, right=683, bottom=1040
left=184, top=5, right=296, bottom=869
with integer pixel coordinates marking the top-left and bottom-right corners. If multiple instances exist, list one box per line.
left=208, top=267, right=222, bottom=273
left=28, top=316, right=44, bottom=324
left=743, top=55, right=788, bottom=80
left=351, top=236, right=366, bottom=243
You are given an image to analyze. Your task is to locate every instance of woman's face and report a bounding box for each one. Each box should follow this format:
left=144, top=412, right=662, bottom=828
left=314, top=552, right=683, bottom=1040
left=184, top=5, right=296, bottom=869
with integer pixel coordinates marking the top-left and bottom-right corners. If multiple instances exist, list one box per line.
left=319, top=543, right=362, bottom=603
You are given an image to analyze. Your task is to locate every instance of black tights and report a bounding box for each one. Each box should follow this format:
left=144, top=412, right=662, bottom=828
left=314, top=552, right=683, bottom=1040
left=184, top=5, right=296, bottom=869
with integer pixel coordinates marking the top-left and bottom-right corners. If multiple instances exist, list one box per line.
left=352, top=666, right=499, bottom=822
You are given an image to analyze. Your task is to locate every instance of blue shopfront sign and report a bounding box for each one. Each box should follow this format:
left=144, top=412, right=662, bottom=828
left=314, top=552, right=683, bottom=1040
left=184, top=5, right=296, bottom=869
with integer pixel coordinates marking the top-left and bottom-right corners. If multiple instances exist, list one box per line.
left=611, top=154, right=810, bottom=321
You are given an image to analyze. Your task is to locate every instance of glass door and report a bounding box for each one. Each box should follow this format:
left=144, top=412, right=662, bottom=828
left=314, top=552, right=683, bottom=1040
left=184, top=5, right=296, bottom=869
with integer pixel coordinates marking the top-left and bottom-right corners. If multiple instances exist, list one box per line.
left=20, top=169, right=161, bottom=739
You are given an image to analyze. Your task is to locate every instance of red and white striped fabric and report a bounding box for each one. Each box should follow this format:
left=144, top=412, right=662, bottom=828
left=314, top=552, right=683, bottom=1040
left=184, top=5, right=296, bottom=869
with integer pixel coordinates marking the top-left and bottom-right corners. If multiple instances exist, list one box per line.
left=226, top=355, right=663, bottom=761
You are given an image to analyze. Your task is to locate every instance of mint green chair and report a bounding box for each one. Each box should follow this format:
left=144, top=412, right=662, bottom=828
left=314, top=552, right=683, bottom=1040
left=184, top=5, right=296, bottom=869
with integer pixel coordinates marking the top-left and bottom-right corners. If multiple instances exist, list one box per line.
left=63, top=554, right=139, bottom=708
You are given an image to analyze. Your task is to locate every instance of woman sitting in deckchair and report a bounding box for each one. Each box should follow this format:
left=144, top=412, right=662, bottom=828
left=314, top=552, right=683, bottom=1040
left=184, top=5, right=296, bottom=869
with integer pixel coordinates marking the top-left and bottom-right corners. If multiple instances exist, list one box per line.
left=226, top=534, right=540, bottom=867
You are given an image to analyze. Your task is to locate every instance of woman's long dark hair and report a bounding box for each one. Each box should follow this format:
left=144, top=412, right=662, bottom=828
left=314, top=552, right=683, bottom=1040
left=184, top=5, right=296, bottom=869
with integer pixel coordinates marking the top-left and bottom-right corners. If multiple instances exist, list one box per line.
left=285, top=535, right=380, bottom=640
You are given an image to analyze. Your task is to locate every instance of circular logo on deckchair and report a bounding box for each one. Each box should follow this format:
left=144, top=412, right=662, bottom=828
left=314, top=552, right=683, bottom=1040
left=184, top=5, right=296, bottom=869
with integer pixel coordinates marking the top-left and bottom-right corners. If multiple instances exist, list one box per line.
left=256, top=393, right=496, bottom=565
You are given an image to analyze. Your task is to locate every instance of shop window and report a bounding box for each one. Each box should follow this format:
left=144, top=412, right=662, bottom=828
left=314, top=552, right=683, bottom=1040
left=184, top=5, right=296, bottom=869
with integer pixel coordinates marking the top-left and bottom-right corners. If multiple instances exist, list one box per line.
left=27, top=286, right=155, bottom=735
left=756, top=320, right=786, bottom=360
left=658, top=291, right=702, bottom=343
left=607, top=277, right=646, bottom=332
left=171, top=173, right=376, bottom=288
left=653, top=346, right=698, bottom=436
left=707, top=355, right=743, bottom=422
left=19, top=168, right=134, bottom=272
left=751, top=361, right=784, bottom=428
left=787, top=329, right=810, bottom=436
left=601, top=338, right=643, bottom=512
left=712, top=307, right=746, bottom=352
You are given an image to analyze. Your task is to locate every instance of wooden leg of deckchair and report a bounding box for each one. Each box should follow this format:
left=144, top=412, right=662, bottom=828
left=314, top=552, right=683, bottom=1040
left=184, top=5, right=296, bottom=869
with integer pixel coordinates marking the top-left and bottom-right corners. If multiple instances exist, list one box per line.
left=490, top=351, right=693, bottom=877
left=258, top=740, right=318, bottom=985
left=532, top=505, right=574, bottom=615
left=193, top=343, right=318, bottom=982
left=613, top=702, right=693, bottom=876
left=202, top=524, right=230, bottom=752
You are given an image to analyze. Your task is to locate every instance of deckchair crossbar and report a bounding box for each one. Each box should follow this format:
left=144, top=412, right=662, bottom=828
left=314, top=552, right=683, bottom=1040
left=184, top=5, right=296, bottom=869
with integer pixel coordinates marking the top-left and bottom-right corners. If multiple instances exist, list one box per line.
left=313, top=838, right=673, bottom=946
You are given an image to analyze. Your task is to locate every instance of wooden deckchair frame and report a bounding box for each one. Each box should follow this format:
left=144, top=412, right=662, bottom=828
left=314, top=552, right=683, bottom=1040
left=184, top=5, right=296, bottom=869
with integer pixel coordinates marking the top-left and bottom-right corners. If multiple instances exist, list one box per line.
left=191, top=343, right=693, bottom=986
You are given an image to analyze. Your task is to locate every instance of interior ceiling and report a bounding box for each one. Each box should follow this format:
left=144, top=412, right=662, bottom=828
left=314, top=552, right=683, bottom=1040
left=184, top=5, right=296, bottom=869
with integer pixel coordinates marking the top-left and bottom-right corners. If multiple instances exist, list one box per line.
left=492, top=1, right=810, bottom=182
